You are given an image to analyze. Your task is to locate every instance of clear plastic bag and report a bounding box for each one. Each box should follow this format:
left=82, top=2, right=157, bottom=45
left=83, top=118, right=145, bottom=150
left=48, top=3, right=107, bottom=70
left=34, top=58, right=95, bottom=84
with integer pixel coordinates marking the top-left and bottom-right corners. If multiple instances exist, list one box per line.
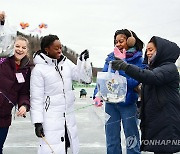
left=96, top=62, right=127, bottom=103
left=79, top=55, right=93, bottom=84
left=0, top=21, right=17, bottom=57
left=88, top=98, right=111, bottom=128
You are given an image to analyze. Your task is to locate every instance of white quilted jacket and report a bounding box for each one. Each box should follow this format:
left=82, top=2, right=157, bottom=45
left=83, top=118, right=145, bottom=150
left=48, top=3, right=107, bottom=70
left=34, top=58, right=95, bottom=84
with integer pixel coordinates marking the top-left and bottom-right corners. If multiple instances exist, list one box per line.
left=30, top=53, right=92, bottom=154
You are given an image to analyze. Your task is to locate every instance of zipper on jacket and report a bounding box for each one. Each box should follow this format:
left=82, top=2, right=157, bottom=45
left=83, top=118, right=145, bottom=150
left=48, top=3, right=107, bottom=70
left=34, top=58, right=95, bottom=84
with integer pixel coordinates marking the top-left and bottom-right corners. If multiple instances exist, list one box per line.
left=55, top=64, right=65, bottom=94
left=55, top=62, right=67, bottom=114
left=44, top=96, right=50, bottom=112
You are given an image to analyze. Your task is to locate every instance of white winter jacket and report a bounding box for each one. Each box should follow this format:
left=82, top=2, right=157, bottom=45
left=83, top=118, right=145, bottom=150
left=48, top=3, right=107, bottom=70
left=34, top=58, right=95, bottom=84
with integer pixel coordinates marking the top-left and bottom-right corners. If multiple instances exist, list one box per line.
left=30, top=53, right=92, bottom=154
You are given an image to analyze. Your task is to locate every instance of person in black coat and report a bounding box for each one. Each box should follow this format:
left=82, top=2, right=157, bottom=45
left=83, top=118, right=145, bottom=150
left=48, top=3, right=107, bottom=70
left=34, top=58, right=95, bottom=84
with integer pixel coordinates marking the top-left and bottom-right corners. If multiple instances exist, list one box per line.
left=111, top=36, right=180, bottom=154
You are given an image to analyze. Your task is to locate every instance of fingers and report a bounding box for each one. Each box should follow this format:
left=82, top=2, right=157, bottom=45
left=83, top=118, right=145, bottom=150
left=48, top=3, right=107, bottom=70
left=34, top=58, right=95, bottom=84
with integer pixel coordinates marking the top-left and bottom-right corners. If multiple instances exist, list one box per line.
left=94, top=97, right=103, bottom=107
left=79, top=49, right=89, bottom=60
left=35, top=124, right=45, bottom=138
left=81, top=50, right=87, bottom=55
left=0, top=11, right=5, bottom=25
left=41, top=131, right=45, bottom=137
left=84, top=52, right=89, bottom=60
left=112, top=59, right=123, bottom=64
left=17, top=106, right=26, bottom=117
left=0, top=11, right=5, bottom=21
left=81, top=49, right=89, bottom=56
left=111, top=60, right=120, bottom=70
left=111, top=59, right=124, bottom=70
left=95, top=101, right=103, bottom=107
left=35, top=128, right=42, bottom=138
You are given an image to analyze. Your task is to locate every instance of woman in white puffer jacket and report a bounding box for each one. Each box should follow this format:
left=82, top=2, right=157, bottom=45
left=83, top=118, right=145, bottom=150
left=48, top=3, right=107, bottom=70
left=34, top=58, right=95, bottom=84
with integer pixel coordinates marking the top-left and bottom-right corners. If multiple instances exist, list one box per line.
left=30, top=34, right=92, bottom=154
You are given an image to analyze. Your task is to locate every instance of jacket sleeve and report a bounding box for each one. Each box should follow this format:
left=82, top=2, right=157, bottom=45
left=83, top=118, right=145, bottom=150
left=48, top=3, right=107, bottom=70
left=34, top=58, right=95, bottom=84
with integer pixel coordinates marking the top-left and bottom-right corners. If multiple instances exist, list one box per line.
left=71, top=58, right=92, bottom=83
left=119, top=70, right=139, bottom=90
left=18, top=68, right=31, bottom=111
left=125, top=63, right=177, bottom=86
left=30, top=66, right=45, bottom=124
left=123, top=56, right=145, bottom=90
left=116, top=56, right=145, bottom=90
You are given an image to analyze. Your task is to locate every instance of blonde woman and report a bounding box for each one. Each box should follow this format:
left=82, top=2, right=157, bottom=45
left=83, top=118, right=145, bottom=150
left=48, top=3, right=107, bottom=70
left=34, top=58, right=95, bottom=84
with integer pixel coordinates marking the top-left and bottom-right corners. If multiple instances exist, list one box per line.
left=0, top=12, right=31, bottom=153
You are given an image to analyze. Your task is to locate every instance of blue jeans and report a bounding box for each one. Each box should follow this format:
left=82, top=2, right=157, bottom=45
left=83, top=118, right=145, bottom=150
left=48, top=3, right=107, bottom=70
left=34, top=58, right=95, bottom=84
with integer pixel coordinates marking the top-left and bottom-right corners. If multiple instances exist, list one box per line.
left=0, top=127, right=9, bottom=154
left=105, top=103, right=140, bottom=154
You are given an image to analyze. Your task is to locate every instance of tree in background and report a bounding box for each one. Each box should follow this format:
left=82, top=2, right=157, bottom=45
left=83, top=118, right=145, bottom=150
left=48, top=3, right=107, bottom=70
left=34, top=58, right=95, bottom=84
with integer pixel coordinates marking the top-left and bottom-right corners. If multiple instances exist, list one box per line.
left=17, top=31, right=101, bottom=80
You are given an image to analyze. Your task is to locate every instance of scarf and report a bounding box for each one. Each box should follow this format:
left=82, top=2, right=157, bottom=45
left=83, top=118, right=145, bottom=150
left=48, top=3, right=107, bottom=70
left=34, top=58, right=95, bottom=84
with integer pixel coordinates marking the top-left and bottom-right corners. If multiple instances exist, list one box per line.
left=126, top=47, right=137, bottom=58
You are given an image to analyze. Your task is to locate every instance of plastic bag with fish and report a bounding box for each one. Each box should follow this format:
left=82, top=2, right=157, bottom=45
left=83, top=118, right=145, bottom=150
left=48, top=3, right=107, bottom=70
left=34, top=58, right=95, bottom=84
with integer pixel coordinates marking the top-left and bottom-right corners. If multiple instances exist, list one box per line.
left=96, top=62, right=127, bottom=103
left=0, top=21, right=17, bottom=57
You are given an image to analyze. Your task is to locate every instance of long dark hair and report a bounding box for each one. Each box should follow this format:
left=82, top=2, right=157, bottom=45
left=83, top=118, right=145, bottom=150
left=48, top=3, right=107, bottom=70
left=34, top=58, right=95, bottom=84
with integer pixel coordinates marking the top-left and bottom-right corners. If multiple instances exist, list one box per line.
left=114, top=29, right=144, bottom=51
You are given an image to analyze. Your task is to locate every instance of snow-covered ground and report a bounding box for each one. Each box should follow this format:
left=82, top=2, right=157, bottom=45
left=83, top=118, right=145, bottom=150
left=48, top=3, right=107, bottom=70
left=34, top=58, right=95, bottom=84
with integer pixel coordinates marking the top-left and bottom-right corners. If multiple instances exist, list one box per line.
left=3, top=87, right=180, bottom=154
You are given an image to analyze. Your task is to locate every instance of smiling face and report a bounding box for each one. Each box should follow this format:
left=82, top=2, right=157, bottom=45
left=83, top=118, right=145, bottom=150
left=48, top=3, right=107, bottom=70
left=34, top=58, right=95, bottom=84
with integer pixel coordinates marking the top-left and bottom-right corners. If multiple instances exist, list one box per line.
left=115, top=34, right=129, bottom=52
left=14, top=39, right=28, bottom=61
left=45, top=40, right=62, bottom=59
left=146, top=42, right=157, bottom=61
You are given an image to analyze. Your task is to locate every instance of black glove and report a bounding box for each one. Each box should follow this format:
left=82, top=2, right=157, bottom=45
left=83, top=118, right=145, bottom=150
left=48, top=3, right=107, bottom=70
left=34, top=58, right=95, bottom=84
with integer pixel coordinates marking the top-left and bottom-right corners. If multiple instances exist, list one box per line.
left=111, top=59, right=129, bottom=71
left=79, top=49, right=89, bottom=61
left=0, top=20, right=5, bottom=25
left=0, top=12, right=5, bottom=25
left=35, top=123, right=45, bottom=138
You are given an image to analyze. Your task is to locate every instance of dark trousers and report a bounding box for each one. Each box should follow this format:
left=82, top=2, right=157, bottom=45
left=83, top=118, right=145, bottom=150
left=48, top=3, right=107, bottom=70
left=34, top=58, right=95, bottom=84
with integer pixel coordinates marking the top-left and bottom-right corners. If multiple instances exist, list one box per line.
left=0, top=127, right=9, bottom=154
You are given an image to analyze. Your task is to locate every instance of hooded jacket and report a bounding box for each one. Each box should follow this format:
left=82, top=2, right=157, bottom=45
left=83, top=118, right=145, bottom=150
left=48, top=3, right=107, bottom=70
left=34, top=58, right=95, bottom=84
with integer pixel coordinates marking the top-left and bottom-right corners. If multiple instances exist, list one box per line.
left=125, top=36, right=180, bottom=153
left=30, top=53, right=92, bottom=154
left=0, top=56, right=31, bottom=127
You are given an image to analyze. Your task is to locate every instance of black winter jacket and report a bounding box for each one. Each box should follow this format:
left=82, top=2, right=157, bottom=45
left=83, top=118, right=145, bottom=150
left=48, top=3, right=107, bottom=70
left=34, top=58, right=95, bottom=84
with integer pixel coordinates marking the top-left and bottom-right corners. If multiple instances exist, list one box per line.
left=125, top=36, right=180, bottom=153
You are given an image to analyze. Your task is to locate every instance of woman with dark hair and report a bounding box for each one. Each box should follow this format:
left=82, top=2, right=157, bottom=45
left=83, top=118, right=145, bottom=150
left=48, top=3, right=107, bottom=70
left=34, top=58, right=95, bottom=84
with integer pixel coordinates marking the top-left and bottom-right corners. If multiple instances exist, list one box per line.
left=30, top=34, right=92, bottom=154
left=114, top=29, right=144, bottom=52
left=111, top=36, right=180, bottom=154
left=93, top=29, right=144, bottom=154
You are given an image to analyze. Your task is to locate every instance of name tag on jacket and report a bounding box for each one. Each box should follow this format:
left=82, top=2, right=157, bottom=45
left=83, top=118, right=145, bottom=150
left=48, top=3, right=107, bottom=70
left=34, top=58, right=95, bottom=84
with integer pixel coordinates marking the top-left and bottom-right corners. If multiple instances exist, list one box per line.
left=16, top=73, right=25, bottom=83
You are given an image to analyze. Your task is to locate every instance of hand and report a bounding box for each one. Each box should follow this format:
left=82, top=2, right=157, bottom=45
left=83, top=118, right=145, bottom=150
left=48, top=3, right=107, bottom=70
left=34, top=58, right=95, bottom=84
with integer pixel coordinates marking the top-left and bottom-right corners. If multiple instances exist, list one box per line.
left=134, top=84, right=142, bottom=95
left=0, top=11, right=5, bottom=25
left=94, top=97, right=103, bottom=107
left=111, top=59, right=129, bottom=71
left=35, top=123, right=45, bottom=138
left=17, top=105, right=27, bottom=117
left=79, top=49, right=89, bottom=61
